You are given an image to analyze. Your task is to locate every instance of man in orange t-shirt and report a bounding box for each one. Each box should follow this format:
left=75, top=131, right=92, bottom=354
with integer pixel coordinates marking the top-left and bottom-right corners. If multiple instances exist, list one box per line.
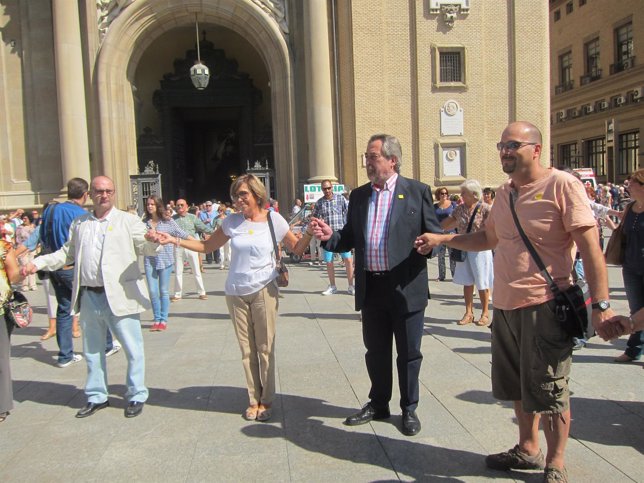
left=414, top=121, right=622, bottom=483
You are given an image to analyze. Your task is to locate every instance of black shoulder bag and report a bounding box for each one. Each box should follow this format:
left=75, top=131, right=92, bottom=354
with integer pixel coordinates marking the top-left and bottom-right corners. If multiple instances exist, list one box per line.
left=508, top=191, right=592, bottom=340
left=267, top=212, right=289, bottom=287
left=449, top=202, right=481, bottom=262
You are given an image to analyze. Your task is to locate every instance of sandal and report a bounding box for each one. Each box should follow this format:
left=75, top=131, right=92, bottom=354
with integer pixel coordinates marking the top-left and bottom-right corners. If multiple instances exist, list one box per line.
left=458, top=313, right=474, bottom=325
left=243, top=405, right=259, bottom=421
left=256, top=404, right=272, bottom=422
left=476, top=314, right=490, bottom=327
left=0, top=412, right=9, bottom=423
left=40, top=331, right=57, bottom=341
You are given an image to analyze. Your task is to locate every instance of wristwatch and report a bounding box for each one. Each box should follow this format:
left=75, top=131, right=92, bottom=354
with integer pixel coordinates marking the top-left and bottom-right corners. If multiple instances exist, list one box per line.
left=591, top=300, right=610, bottom=311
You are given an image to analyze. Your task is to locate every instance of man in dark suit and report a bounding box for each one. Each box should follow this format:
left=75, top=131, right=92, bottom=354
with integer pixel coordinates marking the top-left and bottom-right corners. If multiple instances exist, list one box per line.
left=311, top=134, right=442, bottom=436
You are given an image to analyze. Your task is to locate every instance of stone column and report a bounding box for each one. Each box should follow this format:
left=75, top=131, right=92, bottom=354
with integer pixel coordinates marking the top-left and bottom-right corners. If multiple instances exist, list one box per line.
left=303, top=0, right=336, bottom=182
left=52, top=0, right=91, bottom=187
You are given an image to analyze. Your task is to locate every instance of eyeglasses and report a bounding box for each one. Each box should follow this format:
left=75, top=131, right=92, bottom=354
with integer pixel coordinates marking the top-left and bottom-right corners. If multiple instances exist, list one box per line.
left=322, top=186, right=333, bottom=191
left=234, top=190, right=251, bottom=200
left=364, top=153, right=382, bottom=162
left=439, top=192, right=448, bottom=196
left=205, top=203, right=212, bottom=206
left=496, top=141, right=538, bottom=151
left=92, top=189, right=114, bottom=196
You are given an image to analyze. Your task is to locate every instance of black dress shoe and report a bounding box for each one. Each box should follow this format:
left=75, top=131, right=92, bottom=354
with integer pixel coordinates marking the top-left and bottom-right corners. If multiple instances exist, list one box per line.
left=344, top=403, right=390, bottom=426
left=125, top=401, right=145, bottom=418
left=401, top=410, right=421, bottom=436
left=76, top=401, right=109, bottom=418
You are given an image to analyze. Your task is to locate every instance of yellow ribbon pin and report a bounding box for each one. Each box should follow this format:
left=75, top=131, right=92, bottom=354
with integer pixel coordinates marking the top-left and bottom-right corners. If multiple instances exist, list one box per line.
left=108, top=226, right=113, bottom=231
left=248, top=229, right=254, bottom=235
left=535, top=193, right=543, bottom=200
left=398, top=194, right=404, bottom=199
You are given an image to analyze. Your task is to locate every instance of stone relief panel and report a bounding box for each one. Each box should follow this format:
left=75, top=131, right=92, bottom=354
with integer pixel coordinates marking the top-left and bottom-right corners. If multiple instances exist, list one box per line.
left=250, top=0, right=289, bottom=35
left=97, top=0, right=135, bottom=39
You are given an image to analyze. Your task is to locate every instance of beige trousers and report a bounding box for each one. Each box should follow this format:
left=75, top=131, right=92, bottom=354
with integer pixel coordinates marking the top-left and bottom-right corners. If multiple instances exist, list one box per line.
left=226, top=281, right=279, bottom=406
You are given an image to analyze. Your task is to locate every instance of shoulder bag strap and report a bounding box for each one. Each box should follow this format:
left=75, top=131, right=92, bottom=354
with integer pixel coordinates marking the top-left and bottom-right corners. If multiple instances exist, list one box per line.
left=465, top=202, right=481, bottom=234
left=508, top=191, right=559, bottom=295
left=266, top=212, right=281, bottom=263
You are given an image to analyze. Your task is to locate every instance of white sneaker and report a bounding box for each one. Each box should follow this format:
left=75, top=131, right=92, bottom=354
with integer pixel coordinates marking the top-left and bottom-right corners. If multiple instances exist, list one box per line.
left=105, top=343, right=121, bottom=357
left=322, top=285, right=337, bottom=296
left=56, top=353, right=83, bottom=368
left=347, top=285, right=355, bottom=295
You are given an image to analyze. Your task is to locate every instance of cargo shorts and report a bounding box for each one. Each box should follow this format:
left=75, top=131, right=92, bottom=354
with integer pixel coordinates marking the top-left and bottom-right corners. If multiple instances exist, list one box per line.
left=491, top=300, right=573, bottom=414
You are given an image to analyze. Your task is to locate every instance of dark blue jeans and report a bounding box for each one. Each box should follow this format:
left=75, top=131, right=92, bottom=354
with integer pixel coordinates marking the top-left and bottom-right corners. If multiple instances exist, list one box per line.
left=49, top=268, right=75, bottom=364
left=622, top=267, right=644, bottom=359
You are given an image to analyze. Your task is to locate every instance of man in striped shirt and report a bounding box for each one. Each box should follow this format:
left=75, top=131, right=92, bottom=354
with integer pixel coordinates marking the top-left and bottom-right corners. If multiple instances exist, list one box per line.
left=311, top=134, right=441, bottom=437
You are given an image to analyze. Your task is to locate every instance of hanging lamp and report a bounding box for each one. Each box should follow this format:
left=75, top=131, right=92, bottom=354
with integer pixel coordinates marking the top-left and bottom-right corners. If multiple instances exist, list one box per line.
left=190, top=14, right=210, bottom=90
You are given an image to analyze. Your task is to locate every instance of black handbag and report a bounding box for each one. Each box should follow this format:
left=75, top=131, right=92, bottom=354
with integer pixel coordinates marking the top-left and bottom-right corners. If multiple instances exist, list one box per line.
left=267, top=212, right=289, bottom=287
left=449, top=202, right=481, bottom=263
left=509, top=192, right=592, bottom=340
left=4, top=291, right=33, bottom=328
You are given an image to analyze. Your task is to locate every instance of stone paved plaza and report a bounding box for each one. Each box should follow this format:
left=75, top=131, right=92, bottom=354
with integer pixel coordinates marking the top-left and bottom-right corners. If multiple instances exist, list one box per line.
left=1, top=258, right=642, bottom=482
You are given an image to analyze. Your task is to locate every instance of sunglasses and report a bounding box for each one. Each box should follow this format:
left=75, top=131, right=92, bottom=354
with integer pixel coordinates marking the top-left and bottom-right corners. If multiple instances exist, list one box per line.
left=496, top=141, right=538, bottom=151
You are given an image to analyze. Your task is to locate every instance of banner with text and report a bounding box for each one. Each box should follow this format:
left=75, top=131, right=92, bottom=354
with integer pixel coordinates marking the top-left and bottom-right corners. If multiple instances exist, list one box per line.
left=303, top=184, right=345, bottom=203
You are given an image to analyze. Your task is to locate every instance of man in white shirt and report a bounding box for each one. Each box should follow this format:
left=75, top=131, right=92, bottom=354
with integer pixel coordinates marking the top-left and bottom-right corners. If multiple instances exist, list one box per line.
left=25, top=176, right=160, bottom=419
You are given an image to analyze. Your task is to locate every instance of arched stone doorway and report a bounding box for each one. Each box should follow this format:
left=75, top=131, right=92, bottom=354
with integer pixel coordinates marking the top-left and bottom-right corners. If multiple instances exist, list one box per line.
left=136, top=29, right=268, bottom=202
left=94, top=0, right=295, bottom=206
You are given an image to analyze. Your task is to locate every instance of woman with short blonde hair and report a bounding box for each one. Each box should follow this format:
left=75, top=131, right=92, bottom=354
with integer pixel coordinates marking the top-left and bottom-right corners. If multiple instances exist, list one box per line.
left=155, top=174, right=311, bottom=421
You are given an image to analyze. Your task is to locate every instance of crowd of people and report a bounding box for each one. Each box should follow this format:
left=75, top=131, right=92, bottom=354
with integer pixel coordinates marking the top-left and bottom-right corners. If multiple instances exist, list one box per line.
left=0, top=125, right=641, bottom=483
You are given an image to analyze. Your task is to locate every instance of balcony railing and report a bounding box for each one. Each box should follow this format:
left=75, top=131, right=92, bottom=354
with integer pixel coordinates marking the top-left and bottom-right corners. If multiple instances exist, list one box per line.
left=555, top=80, right=574, bottom=95
left=580, top=68, right=602, bottom=85
left=610, top=56, right=635, bottom=74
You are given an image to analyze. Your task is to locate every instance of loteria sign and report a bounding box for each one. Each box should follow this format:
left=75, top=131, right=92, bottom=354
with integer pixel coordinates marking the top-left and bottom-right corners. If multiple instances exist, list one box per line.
left=303, top=184, right=345, bottom=203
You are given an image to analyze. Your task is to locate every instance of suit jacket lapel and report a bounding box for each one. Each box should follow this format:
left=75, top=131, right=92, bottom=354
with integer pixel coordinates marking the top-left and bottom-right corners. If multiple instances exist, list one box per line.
left=388, top=175, right=407, bottom=237
left=358, top=185, right=371, bottom=242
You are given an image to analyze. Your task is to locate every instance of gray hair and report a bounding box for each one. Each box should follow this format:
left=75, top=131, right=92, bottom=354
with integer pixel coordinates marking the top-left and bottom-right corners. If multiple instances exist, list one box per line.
left=368, top=134, right=402, bottom=173
left=460, top=179, right=483, bottom=200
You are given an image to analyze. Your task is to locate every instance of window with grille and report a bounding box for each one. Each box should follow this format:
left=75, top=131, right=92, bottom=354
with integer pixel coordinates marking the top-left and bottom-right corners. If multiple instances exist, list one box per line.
left=560, top=143, right=579, bottom=168
left=585, top=137, right=606, bottom=176
left=566, top=2, right=573, bottom=14
left=616, top=23, right=633, bottom=63
left=579, top=0, right=587, bottom=6
left=433, top=45, right=466, bottom=87
left=554, top=10, right=561, bottom=21
left=440, top=52, right=462, bottom=83
left=617, top=131, right=639, bottom=175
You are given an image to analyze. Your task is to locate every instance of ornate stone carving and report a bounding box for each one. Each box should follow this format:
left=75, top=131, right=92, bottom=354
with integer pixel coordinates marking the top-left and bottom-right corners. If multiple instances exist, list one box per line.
left=429, top=0, right=470, bottom=28
left=97, top=0, right=135, bottom=39
left=250, top=0, right=289, bottom=35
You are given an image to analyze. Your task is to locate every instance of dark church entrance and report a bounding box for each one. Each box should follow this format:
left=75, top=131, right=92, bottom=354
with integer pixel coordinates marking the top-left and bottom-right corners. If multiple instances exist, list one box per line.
left=137, top=33, right=269, bottom=203
left=183, top=116, right=240, bottom=202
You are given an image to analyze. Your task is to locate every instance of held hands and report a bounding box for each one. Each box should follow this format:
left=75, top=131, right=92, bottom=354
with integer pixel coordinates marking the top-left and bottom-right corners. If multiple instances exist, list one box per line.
left=309, top=217, right=332, bottom=241
left=592, top=308, right=626, bottom=341
left=154, top=232, right=178, bottom=246
left=414, top=233, right=443, bottom=255
left=600, top=314, right=639, bottom=340
left=144, top=229, right=159, bottom=243
left=20, top=262, right=37, bottom=278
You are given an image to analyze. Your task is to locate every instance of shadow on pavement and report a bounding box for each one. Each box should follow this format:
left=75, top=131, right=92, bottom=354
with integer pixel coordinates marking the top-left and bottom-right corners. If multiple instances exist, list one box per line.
left=455, top=389, right=644, bottom=453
